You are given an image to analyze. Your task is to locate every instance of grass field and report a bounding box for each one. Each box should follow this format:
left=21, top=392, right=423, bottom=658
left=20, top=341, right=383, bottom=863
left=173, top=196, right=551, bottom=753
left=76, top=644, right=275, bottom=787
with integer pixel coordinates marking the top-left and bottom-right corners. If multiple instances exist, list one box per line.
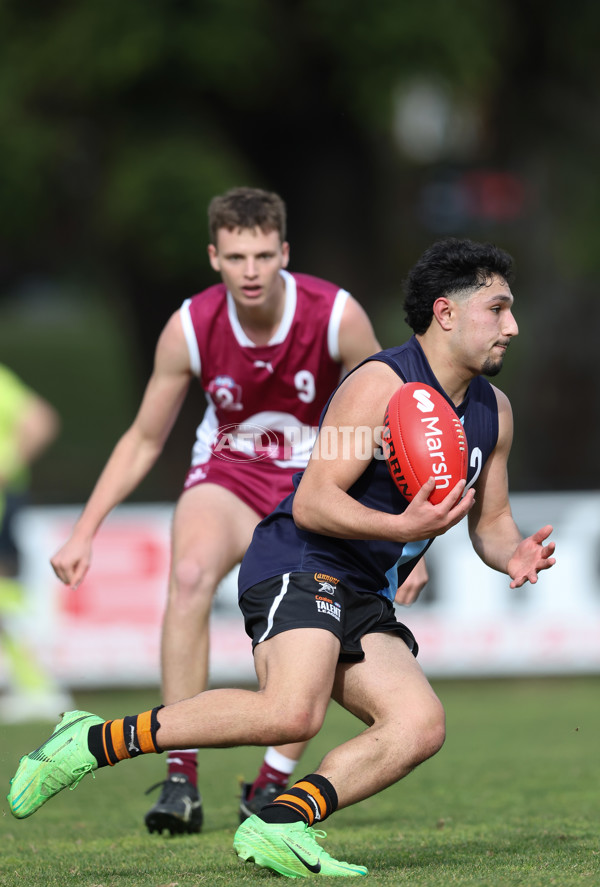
left=1, top=677, right=598, bottom=886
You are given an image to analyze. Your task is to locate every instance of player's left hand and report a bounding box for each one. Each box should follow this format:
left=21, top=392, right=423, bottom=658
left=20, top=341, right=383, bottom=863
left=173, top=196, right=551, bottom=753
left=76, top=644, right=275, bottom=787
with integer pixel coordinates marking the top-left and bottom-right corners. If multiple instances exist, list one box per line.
left=507, top=524, right=556, bottom=588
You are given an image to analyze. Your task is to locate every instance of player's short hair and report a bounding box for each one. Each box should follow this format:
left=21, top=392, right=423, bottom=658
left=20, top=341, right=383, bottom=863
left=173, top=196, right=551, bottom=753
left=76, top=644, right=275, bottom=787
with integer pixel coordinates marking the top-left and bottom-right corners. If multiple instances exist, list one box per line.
left=403, top=238, right=515, bottom=334
left=208, top=187, right=287, bottom=245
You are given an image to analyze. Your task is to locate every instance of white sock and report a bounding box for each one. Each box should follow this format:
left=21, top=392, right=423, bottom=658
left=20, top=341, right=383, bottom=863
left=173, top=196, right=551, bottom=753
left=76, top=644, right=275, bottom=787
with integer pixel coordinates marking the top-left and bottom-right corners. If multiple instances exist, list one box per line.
left=264, top=746, right=299, bottom=775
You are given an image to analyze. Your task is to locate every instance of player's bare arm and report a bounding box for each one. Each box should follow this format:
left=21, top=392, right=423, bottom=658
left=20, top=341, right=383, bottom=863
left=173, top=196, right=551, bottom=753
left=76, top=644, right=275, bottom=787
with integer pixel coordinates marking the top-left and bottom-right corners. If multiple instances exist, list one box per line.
left=293, top=361, right=473, bottom=543
left=468, top=387, right=555, bottom=586
left=467, top=387, right=518, bottom=564
left=394, top=556, right=429, bottom=605
left=51, top=311, right=193, bottom=589
left=337, top=295, right=381, bottom=371
left=13, top=395, right=60, bottom=471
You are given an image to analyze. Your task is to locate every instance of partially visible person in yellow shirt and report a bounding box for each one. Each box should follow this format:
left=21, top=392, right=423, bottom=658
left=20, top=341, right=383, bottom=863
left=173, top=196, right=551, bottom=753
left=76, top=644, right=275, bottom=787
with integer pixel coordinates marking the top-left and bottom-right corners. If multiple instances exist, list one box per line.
left=0, top=363, right=72, bottom=722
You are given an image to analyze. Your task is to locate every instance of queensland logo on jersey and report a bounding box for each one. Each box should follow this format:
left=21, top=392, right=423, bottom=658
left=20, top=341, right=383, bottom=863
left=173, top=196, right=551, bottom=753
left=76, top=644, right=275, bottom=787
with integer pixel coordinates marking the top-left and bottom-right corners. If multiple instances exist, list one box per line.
left=207, top=375, right=243, bottom=411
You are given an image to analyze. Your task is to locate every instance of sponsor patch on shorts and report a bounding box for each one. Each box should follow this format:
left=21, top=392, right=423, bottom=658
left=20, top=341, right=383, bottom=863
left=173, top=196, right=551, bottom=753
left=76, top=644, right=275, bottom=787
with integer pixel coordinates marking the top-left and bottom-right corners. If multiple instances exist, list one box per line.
left=314, top=572, right=339, bottom=585
left=315, top=596, right=341, bottom=621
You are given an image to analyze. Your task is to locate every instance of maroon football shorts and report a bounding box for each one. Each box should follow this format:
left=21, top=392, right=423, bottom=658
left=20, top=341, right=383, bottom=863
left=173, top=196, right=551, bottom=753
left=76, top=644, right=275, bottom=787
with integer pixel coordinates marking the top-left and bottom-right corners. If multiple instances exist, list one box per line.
left=183, top=456, right=299, bottom=519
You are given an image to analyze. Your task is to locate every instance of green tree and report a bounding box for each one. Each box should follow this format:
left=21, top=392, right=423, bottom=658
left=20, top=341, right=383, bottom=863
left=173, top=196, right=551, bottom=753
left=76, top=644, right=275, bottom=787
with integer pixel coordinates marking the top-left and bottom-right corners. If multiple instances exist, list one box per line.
left=1, top=0, right=599, bottom=494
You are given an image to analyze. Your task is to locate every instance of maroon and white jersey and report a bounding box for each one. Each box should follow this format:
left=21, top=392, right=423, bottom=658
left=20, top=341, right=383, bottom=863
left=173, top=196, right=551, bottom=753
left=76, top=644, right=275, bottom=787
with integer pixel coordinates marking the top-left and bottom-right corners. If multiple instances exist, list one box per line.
left=180, top=269, right=349, bottom=481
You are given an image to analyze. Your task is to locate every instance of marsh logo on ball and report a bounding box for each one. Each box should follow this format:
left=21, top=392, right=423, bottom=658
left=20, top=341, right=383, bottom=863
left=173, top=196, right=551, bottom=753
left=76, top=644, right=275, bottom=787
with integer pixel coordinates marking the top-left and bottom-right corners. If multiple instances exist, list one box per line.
left=412, top=388, right=436, bottom=413
left=382, top=383, right=467, bottom=505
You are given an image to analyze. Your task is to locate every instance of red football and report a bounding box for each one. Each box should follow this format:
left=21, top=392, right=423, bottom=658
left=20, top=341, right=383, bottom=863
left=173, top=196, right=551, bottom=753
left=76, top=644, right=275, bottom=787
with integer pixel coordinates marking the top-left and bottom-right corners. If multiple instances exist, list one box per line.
left=382, top=382, right=468, bottom=505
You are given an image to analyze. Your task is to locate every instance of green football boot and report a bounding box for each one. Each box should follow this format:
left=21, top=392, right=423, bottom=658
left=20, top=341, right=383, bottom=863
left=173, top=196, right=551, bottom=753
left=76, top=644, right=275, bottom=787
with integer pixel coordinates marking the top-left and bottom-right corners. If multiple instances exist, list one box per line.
left=7, top=709, right=103, bottom=818
left=234, top=815, right=368, bottom=878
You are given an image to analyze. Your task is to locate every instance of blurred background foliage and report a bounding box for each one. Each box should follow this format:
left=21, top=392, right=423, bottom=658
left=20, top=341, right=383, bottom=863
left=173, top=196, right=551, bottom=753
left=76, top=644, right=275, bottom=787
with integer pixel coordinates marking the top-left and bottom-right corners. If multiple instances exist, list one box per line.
left=0, top=0, right=599, bottom=502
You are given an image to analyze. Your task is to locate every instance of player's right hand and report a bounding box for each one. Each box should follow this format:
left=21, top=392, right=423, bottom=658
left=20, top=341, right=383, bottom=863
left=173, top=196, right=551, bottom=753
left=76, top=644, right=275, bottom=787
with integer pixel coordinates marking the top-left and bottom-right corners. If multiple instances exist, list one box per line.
left=50, top=536, right=93, bottom=589
left=397, top=477, right=474, bottom=543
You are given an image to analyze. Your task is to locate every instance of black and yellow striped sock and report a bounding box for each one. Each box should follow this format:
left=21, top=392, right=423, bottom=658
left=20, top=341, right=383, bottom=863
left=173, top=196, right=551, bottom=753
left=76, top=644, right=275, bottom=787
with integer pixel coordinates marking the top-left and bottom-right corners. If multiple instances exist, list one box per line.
left=257, top=773, right=338, bottom=826
left=87, top=706, right=164, bottom=767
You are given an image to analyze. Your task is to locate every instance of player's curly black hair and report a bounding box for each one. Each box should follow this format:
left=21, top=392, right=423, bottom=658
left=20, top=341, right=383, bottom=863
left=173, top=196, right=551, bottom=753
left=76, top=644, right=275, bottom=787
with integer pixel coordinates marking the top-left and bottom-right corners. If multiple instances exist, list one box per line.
left=403, top=238, right=514, bottom=335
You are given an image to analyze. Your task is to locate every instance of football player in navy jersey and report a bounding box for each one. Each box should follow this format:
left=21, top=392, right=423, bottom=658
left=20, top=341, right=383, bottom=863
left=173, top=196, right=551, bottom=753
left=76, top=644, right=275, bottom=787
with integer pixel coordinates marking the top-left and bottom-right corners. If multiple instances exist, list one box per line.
left=10, top=238, right=553, bottom=880
left=48, top=186, right=421, bottom=834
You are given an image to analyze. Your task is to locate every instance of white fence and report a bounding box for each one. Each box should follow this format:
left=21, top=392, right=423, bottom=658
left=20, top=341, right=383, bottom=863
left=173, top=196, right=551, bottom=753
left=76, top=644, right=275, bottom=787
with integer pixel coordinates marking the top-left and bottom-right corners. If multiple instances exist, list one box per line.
left=2, top=492, right=598, bottom=688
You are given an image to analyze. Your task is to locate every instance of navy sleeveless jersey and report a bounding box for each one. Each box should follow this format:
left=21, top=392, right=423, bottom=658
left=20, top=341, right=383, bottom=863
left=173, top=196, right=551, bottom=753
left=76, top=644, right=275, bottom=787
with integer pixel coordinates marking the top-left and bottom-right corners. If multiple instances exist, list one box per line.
left=238, top=336, right=499, bottom=601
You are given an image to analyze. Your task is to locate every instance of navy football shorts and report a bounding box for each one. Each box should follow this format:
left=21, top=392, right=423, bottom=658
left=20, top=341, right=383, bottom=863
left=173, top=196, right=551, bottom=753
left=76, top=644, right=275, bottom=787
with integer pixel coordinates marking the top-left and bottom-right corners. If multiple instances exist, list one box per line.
left=239, top=571, right=418, bottom=662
